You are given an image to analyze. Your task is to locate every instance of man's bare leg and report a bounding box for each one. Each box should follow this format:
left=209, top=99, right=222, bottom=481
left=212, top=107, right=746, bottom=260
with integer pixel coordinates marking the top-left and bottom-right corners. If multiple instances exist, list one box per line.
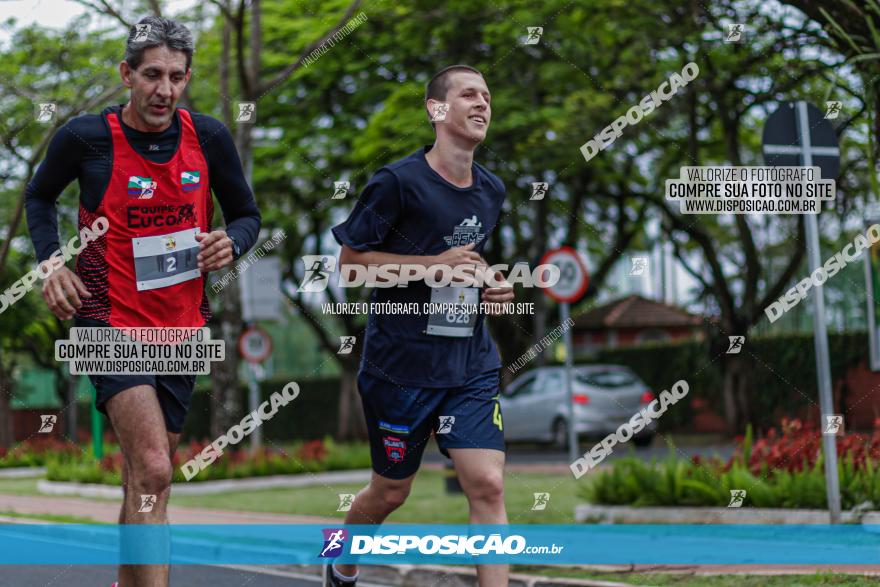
left=117, top=431, right=179, bottom=586
left=106, top=385, right=175, bottom=587
left=334, top=472, right=416, bottom=578
left=450, top=448, right=508, bottom=587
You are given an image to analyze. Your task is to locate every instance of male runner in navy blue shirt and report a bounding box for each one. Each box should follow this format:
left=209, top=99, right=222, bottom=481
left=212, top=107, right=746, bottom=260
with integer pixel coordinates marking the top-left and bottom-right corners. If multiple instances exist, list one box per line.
left=328, top=65, right=513, bottom=587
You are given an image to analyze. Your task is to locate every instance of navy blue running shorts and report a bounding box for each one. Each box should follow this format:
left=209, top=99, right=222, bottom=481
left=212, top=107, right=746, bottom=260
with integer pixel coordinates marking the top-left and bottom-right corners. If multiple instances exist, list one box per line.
left=358, top=367, right=505, bottom=479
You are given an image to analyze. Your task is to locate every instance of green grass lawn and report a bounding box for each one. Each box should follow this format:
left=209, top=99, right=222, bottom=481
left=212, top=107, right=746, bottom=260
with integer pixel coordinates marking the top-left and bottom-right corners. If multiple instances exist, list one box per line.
left=170, top=469, right=581, bottom=524
left=0, top=478, right=41, bottom=495
left=0, top=470, right=580, bottom=523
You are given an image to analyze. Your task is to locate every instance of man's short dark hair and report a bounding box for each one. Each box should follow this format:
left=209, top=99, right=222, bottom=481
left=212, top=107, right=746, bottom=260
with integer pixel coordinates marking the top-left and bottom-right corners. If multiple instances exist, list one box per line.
left=425, top=64, right=483, bottom=103
left=425, top=65, right=483, bottom=128
left=124, top=16, right=194, bottom=71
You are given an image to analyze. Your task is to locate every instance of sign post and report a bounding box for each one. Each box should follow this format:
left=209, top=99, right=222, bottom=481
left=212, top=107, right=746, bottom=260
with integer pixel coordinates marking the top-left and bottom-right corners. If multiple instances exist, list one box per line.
left=238, top=325, right=273, bottom=451
left=864, top=204, right=880, bottom=372
left=539, top=247, right=589, bottom=464
left=762, top=100, right=842, bottom=523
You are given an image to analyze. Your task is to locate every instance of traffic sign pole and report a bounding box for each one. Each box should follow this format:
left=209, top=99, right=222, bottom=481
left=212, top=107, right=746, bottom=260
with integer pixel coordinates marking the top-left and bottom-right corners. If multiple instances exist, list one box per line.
left=795, top=101, right=842, bottom=523
left=763, top=101, right=842, bottom=523
left=247, top=364, right=262, bottom=450
left=559, top=302, right=577, bottom=464
left=540, top=247, right=590, bottom=463
left=238, top=326, right=273, bottom=453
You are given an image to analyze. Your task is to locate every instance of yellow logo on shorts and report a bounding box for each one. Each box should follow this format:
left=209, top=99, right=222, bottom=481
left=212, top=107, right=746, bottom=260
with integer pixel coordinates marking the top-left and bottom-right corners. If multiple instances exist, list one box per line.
left=491, top=393, right=503, bottom=431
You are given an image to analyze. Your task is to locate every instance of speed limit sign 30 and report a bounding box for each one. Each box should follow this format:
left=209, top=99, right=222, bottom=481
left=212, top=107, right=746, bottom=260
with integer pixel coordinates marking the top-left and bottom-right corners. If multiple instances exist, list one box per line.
left=539, top=246, right=589, bottom=303
left=238, top=326, right=273, bottom=364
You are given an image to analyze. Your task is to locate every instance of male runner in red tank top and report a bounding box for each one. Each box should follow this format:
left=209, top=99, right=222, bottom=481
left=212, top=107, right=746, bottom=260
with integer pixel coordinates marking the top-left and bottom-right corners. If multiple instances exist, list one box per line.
left=25, top=16, right=261, bottom=587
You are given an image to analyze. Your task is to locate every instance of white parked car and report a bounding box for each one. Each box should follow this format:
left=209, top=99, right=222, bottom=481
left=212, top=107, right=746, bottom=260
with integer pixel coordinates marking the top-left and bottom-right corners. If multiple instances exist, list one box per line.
left=501, top=364, right=657, bottom=449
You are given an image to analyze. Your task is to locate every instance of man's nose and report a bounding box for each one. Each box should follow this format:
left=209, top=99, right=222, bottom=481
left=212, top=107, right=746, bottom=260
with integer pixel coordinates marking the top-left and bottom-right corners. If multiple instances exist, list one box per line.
left=156, top=77, right=173, bottom=98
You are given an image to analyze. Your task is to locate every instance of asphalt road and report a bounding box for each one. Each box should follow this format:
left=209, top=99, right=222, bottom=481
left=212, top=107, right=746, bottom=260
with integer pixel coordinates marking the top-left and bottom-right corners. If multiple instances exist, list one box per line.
left=0, top=565, right=392, bottom=587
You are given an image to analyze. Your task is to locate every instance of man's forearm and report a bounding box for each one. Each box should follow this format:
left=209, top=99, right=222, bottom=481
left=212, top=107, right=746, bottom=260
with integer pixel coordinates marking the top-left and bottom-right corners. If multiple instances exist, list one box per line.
left=24, top=188, right=61, bottom=263
left=339, top=248, right=443, bottom=284
left=343, top=249, right=436, bottom=269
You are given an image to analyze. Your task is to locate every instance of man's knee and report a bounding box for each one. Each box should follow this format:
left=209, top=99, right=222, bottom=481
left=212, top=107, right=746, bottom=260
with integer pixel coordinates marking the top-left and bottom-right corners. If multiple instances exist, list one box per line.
left=129, top=452, right=173, bottom=495
left=464, top=471, right=504, bottom=506
left=373, top=478, right=412, bottom=512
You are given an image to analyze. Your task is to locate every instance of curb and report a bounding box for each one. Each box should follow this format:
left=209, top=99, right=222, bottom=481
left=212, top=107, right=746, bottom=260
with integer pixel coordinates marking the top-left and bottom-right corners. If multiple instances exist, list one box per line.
left=36, top=468, right=373, bottom=498
left=0, top=467, right=46, bottom=479
left=575, top=503, right=861, bottom=524
left=265, top=564, right=644, bottom=587
left=0, top=514, right=52, bottom=524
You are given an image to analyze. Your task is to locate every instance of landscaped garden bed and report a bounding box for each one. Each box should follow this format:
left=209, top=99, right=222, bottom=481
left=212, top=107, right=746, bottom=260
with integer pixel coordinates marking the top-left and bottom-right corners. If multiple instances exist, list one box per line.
left=580, top=418, right=880, bottom=511
left=45, top=437, right=371, bottom=484
left=0, top=437, right=83, bottom=469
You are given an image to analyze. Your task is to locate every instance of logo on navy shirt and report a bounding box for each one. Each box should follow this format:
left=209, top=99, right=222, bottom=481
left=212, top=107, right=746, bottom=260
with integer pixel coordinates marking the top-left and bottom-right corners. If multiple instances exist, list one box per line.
left=319, top=528, right=348, bottom=558
left=443, top=216, right=485, bottom=247
left=383, top=436, right=407, bottom=462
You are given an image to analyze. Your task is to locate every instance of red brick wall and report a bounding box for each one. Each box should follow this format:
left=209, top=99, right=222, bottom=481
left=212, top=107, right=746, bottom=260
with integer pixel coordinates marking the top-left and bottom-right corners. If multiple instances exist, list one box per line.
left=12, top=410, right=64, bottom=442
left=838, top=360, right=880, bottom=431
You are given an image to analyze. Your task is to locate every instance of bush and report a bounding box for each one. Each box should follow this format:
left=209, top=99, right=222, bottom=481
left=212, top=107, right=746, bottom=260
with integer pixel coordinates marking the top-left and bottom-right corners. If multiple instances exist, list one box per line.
left=0, top=437, right=83, bottom=468
left=581, top=418, right=880, bottom=510
left=581, top=456, right=844, bottom=509
left=589, top=332, right=867, bottom=432
left=182, top=376, right=343, bottom=441
left=45, top=438, right=372, bottom=485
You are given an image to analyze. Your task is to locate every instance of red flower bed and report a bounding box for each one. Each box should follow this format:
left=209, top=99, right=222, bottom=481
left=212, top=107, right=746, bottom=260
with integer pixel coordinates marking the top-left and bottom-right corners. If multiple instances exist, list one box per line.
left=0, top=437, right=83, bottom=468
left=728, top=417, right=880, bottom=476
left=295, top=439, right=327, bottom=462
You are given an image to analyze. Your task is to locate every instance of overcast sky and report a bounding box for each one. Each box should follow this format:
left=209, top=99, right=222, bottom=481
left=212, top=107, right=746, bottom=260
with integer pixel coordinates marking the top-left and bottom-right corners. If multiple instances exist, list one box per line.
left=0, top=0, right=85, bottom=30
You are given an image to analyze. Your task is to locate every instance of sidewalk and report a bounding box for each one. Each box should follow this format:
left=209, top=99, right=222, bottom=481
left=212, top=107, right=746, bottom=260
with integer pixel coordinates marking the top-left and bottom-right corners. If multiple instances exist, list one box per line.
left=4, top=492, right=880, bottom=584
left=0, top=493, right=330, bottom=524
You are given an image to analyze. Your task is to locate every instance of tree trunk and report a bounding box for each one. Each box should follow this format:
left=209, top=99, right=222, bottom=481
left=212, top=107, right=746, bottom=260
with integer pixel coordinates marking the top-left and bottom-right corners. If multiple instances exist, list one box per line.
left=210, top=284, right=243, bottom=438
left=734, top=357, right=751, bottom=430
left=66, top=374, right=78, bottom=441
left=721, top=362, right=738, bottom=432
left=0, top=349, right=14, bottom=448
left=337, top=360, right=366, bottom=440
left=721, top=354, right=751, bottom=433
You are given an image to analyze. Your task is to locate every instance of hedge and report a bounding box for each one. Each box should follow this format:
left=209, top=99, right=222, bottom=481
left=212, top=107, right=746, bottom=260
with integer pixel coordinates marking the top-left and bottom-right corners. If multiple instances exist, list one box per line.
left=182, top=376, right=342, bottom=441
left=542, top=331, right=868, bottom=432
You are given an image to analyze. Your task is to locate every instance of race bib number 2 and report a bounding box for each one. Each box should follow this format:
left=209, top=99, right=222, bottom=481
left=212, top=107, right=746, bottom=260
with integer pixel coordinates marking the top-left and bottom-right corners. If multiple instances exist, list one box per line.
left=132, top=227, right=201, bottom=291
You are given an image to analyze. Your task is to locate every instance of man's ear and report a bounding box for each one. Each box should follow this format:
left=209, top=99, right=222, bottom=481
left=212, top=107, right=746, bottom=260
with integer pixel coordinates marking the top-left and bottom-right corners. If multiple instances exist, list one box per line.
left=119, top=61, right=133, bottom=88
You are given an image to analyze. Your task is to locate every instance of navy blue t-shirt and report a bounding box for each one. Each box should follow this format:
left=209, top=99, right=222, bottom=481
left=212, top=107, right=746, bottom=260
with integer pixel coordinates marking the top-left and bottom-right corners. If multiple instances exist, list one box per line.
left=332, top=146, right=505, bottom=388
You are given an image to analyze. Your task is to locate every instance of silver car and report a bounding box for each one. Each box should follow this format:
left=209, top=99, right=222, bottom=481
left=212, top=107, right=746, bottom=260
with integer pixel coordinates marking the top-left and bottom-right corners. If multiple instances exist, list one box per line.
left=501, top=364, right=657, bottom=449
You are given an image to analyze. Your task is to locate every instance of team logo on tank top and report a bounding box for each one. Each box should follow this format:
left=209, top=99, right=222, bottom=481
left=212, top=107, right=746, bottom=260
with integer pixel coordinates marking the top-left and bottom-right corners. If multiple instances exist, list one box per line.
left=127, top=175, right=157, bottom=199
left=181, top=170, right=201, bottom=192
left=443, top=215, right=485, bottom=246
